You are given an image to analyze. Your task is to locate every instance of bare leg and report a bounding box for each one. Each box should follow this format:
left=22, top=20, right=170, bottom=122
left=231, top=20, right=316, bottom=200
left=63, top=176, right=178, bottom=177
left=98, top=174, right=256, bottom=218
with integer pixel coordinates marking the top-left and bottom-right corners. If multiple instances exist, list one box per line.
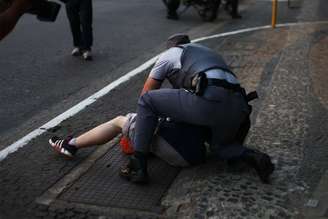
left=75, top=115, right=127, bottom=148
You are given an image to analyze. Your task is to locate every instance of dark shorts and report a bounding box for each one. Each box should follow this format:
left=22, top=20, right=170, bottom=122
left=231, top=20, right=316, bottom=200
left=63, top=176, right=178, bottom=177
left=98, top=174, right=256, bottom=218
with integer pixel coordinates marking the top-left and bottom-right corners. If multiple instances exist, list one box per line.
left=122, top=113, right=206, bottom=167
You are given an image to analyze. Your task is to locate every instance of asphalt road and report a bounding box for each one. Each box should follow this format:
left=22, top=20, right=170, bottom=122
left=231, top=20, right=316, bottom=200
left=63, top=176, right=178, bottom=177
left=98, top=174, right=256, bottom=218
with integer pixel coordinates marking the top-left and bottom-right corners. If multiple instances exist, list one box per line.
left=0, top=0, right=206, bottom=149
left=0, top=0, right=326, bottom=150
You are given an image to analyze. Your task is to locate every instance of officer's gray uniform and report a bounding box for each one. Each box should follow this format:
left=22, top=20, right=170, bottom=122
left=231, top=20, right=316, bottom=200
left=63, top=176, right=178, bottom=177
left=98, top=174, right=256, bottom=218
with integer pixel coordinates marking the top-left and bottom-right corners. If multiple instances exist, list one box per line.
left=134, top=43, right=250, bottom=159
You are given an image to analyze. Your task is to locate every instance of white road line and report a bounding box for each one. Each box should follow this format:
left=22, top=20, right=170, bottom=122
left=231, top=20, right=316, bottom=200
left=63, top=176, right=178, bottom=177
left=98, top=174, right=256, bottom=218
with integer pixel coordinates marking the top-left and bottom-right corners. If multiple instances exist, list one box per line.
left=0, top=20, right=327, bottom=161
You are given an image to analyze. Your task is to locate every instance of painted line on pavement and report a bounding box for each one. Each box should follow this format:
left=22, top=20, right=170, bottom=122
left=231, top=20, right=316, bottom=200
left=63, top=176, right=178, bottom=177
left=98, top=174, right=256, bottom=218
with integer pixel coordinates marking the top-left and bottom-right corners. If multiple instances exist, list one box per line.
left=1, top=20, right=327, bottom=161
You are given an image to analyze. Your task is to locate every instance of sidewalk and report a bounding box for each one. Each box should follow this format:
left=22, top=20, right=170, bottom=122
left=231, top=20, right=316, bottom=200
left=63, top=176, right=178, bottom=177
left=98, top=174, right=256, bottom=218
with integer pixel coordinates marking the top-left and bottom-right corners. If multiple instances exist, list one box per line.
left=0, top=4, right=328, bottom=219
left=163, top=22, right=328, bottom=219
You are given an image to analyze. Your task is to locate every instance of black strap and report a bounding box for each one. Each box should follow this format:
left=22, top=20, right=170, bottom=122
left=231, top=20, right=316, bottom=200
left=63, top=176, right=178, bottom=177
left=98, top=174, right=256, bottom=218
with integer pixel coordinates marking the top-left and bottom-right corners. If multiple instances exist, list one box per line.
left=207, top=78, right=242, bottom=93
left=207, top=79, right=258, bottom=103
left=245, top=91, right=258, bottom=102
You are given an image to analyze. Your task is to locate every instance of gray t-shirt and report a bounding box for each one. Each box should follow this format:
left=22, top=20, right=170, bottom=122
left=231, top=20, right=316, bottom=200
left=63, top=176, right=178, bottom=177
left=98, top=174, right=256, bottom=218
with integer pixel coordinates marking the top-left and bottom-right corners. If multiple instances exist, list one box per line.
left=149, top=47, right=183, bottom=81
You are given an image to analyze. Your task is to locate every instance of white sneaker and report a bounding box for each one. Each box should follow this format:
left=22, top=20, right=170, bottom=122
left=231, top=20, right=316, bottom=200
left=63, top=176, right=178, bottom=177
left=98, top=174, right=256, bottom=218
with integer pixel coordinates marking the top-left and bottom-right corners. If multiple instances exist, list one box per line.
left=82, top=50, right=92, bottom=61
left=49, top=136, right=77, bottom=158
left=71, top=47, right=81, bottom=56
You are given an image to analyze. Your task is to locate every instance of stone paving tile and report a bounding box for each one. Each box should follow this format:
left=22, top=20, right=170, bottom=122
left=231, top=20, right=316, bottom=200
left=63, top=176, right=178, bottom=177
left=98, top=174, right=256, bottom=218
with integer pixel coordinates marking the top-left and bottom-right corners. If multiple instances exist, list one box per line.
left=162, top=24, right=328, bottom=219
left=57, top=144, right=179, bottom=213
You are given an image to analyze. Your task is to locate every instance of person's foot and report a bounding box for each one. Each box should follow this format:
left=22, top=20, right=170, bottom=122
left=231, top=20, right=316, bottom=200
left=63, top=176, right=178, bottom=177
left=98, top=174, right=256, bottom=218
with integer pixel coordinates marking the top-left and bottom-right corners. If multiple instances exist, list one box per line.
left=166, top=12, right=179, bottom=20
left=82, top=50, right=93, bottom=61
left=120, top=153, right=148, bottom=184
left=231, top=13, right=242, bottom=19
left=49, top=136, right=78, bottom=158
left=242, top=149, right=275, bottom=183
left=71, top=47, right=82, bottom=56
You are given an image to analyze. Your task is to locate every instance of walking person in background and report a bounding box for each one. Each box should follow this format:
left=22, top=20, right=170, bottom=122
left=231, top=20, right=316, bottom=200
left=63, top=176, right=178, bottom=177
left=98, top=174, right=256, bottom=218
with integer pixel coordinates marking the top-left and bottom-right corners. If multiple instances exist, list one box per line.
left=224, top=0, right=242, bottom=19
left=49, top=113, right=209, bottom=170
left=165, top=0, right=180, bottom=20
left=65, top=0, right=93, bottom=60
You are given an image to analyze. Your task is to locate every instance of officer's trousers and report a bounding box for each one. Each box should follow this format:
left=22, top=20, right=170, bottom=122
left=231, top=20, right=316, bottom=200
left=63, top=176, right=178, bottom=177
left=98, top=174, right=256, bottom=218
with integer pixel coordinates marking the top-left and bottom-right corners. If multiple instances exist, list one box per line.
left=65, top=0, right=93, bottom=50
left=134, top=87, right=250, bottom=159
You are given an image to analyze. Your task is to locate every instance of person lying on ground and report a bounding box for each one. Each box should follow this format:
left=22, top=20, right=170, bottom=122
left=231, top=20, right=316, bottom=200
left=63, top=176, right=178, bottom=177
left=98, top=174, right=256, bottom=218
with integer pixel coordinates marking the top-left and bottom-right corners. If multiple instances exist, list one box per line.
left=49, top=113, right=210, bottom=169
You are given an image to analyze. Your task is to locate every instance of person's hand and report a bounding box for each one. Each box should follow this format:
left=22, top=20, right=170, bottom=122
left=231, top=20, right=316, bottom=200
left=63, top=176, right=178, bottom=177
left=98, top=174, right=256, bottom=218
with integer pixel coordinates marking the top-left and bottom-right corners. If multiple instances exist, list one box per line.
left=0, top=0, right=34, bottom=41
left=141, top=77, right=162, bottom=96
left=0, top=0, right=12, bottom=13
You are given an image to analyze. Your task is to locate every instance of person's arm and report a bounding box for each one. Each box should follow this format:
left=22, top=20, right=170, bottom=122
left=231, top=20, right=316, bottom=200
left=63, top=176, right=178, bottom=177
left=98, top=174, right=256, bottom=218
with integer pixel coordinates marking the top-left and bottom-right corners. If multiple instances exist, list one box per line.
left=140, top=48, right=179, bottom=96
left=0, top=0, right=33, bottom=41
left=140, top=77, right=162, bottom=96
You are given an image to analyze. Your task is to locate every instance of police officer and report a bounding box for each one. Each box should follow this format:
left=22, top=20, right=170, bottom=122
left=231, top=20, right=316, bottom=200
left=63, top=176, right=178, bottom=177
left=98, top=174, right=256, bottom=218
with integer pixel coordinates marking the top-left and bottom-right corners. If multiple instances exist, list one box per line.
left=121, top=33, right=274, bottom=184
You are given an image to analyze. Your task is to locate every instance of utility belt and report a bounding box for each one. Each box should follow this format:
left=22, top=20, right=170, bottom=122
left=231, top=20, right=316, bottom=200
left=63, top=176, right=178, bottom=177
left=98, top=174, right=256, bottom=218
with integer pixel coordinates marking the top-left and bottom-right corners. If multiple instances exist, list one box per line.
left=191, top=69, right=258, bottom=103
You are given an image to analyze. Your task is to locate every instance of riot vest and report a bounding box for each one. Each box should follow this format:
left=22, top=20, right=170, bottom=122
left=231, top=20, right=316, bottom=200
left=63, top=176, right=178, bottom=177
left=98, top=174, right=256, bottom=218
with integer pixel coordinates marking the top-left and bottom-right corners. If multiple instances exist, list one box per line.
left=167, top=43, right=234, bottom=89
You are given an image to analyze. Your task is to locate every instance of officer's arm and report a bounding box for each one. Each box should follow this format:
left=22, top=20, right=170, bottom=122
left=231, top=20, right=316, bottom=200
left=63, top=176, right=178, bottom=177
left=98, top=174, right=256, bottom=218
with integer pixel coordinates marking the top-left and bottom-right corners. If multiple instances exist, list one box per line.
left=140, top=77, right=162, bottom=96
left=0, top=0, right=33, bottom=41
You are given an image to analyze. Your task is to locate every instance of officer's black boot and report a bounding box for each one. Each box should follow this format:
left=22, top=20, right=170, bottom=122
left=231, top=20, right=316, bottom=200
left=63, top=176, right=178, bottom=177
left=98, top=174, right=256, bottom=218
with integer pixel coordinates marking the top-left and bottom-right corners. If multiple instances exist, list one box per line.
left=241, top=149, right=275, bottom=183
left=120, top=152, right=149, bottom=184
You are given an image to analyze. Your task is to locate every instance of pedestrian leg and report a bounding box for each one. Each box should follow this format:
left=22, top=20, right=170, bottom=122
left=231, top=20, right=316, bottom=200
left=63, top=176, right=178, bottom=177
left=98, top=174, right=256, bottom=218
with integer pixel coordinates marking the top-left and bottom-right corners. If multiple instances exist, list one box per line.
left=166, top=0, right=180, bottom=20
left=230, top=0, right=241, bottom=18
left=75, top=116, right=127, bottom=148
left=79, top=0, right=93, bottom=51
left=65, top=0, right=82, bottom=48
